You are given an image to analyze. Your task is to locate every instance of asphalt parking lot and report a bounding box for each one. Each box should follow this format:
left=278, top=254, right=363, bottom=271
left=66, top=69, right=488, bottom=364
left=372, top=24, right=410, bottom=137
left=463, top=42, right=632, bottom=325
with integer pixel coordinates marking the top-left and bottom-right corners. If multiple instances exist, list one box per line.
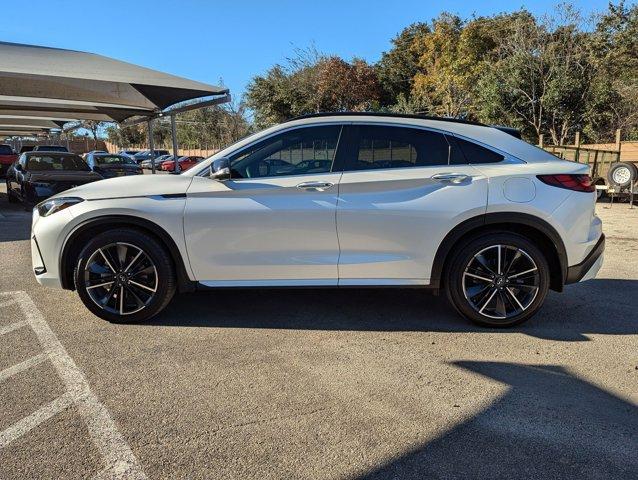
left=1, top=185, right=637, bottom=480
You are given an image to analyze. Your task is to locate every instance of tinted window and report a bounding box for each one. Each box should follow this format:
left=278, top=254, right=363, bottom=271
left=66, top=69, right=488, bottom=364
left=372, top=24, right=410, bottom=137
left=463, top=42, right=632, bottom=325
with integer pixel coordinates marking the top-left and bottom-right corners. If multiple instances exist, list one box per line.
left=26, top=155, right=90, bottom=171
left=0, top=145, right=13, bottom=155
left=230, top=126, right=342, bottom=179
left=95, top=155, right=136, bottom=165
left=349, top=125, right=449, bottom=170
left=450, top=137, right=504, bottom=164
left=34, top=145, right=68, bottom=152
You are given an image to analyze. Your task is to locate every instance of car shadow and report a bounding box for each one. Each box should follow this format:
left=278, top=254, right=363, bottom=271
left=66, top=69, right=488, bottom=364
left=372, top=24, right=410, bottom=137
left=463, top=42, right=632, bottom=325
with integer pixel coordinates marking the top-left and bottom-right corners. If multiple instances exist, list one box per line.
left=0, top=193, right=32, bottom=242
left=146, top=278, right=638, bottom=341
left=354, top=361, right=638, bottom=479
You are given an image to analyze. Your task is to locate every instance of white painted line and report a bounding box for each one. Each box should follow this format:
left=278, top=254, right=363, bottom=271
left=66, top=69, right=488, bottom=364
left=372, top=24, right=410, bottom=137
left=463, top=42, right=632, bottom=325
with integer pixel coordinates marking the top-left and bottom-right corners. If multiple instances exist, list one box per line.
left=0, top=392, right=74, bottom=448
left=0, top=291, right=147, bottom=479
left=0, top=320, right=27, bottom=336
left=0, top=353, right=47, bottom=383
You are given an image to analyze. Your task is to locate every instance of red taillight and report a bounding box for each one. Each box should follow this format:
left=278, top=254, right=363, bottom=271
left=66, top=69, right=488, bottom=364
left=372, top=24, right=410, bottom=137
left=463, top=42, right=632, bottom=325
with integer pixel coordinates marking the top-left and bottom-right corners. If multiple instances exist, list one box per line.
left=537, top=174, right=595, bottom=193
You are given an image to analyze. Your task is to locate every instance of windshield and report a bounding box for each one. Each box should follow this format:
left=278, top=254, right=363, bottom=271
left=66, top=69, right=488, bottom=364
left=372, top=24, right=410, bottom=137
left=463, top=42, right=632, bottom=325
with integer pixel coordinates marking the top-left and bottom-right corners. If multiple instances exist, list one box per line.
left=95, top=155, right=136, bottom=165
left=27, top=154, right=90, bottom=171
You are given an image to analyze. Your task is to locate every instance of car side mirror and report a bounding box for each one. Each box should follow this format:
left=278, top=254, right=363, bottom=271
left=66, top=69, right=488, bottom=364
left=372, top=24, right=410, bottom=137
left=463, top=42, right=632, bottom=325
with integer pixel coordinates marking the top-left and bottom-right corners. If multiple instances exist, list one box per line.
left=210, top=157, right=231, bottom=181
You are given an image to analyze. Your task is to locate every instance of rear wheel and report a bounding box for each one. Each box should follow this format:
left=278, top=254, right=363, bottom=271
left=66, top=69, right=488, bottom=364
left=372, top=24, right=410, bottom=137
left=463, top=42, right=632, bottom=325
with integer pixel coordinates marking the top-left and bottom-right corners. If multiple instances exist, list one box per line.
left=445, top=232, right=550, bottom=327
left=74, top=229, right=176, bottom=323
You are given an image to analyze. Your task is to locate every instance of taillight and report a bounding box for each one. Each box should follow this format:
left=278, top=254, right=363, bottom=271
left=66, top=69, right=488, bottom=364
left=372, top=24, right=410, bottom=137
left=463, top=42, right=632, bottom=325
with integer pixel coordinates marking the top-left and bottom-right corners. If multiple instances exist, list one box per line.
left=537, top=174, right=595, bottom=193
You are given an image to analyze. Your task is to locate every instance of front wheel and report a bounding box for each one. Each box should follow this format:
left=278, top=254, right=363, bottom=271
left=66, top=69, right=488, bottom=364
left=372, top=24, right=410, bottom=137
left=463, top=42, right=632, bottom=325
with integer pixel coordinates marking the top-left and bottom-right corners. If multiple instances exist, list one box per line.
left=74, top=229, right=176, bottom=323
left=445, top=232, right=550, bottom=327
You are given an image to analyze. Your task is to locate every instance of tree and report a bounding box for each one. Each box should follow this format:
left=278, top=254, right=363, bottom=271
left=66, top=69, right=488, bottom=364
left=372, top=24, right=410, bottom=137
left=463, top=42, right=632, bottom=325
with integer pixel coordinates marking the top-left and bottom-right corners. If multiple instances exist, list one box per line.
left=584, top=1, right=638, bottom=141
left=376, top=23, right=430, bottom=106
left=475, top=6, right=593, bottom=144
left=245, top=50, right=382, bottom=128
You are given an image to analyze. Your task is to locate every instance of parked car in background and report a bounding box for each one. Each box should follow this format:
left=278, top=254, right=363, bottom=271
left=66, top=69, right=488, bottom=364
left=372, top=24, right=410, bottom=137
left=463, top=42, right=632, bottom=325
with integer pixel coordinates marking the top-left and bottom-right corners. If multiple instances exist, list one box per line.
left=0, top=144, right=18, bottom=177
left=118, top=149, right=140, bottom=159
left=140, top=154, right=173, bottom=169
left=160, top=155, right=204, bottom=172
left=30, top=113, right=604, bottom=325
left=32, top=145, right=69, bottom=152
left=82, top=150, right=107, bottom=159
left=6, top=151, right=101, bottom=206
left=132, top=149, right=169, bottom=163
left=85, top=153, right=143, bottom=178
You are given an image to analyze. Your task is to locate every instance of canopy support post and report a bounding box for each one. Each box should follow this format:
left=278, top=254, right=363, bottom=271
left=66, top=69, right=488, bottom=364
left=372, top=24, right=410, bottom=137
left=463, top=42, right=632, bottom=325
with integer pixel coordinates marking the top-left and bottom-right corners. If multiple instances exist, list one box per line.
left=148, top=119, right=156, bottom=174
left=171, top=114, right=180, bottom=174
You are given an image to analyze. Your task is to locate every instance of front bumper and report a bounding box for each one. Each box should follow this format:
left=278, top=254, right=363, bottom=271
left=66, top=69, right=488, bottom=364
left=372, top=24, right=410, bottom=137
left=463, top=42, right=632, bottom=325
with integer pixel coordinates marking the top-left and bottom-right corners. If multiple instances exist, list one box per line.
left=565, top=234, right=605, bottom=284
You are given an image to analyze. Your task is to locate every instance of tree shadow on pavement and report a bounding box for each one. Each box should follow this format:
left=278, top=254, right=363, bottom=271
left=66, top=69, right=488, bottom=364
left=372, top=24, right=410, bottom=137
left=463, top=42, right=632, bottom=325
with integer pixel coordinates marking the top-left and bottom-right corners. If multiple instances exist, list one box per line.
left=148, top=278, right=638, bottom=341
left=354, top=361, right=638, bottom=480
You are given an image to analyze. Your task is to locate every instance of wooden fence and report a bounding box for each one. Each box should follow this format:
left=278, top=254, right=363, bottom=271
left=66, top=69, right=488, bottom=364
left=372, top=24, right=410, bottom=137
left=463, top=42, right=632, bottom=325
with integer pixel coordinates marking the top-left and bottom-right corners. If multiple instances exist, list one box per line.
left=539, top=129, right=638, bottom=182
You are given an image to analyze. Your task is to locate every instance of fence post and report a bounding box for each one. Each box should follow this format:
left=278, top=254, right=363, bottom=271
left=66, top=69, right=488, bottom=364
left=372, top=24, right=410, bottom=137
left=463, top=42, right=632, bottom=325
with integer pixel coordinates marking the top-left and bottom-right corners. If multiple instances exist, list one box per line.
left=574, top=131, right=581, bottom=163
left=615, top=129, right=622, bottom=163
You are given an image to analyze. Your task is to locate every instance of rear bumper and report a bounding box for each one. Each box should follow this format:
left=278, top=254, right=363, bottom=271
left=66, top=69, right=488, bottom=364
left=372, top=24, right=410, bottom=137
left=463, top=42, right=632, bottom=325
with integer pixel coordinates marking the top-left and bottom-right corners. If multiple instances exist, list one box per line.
left=565, top=234, right=605, bottom=284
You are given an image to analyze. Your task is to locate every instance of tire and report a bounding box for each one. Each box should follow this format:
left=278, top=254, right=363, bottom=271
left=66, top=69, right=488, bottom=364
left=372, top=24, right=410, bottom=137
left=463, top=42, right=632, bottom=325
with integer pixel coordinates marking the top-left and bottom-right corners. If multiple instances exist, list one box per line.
left=445, top=232, right=550, bottom=327
left=607, top=162, right=637, bottom=188
left=73, top=228, right=176, bottom=323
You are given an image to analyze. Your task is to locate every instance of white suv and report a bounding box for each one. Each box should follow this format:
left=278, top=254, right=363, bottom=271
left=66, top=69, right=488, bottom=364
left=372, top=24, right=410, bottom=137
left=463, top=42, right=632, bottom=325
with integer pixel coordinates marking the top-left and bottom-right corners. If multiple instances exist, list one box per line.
left=30, top=113, right=604, bottom=327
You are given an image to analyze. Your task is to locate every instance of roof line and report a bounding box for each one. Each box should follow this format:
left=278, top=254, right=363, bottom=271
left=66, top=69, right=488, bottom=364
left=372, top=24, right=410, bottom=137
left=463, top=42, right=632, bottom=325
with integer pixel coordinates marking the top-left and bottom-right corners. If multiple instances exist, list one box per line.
left=285, top=111, right=487, bottom=126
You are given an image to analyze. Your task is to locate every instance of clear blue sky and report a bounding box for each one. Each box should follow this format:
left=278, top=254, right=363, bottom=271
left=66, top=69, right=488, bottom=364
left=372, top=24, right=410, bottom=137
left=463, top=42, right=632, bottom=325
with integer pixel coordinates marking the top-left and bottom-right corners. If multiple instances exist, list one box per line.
left=1, top=0, right=624, bottom=101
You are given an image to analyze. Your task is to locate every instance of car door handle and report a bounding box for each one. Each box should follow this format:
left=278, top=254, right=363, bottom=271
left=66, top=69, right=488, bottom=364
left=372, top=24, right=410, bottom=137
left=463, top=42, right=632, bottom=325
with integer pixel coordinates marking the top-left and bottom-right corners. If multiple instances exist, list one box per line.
left=296, top=181, right=334, bottom=191
left=431, top=173, right=470, bottom=184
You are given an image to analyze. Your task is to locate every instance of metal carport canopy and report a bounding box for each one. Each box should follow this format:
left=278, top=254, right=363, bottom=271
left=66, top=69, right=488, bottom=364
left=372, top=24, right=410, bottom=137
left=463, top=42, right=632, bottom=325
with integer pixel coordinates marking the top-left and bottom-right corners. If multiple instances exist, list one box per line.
left=0, top=117, right=64, bottom=129
left=0, top=41, right=230, bottom=122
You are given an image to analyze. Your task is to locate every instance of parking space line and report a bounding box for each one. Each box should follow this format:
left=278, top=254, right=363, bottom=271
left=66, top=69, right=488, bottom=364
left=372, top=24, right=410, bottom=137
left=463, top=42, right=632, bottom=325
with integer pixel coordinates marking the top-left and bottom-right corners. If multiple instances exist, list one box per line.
left=0, top=320, right=27, bottom=336
left=0, top=392, right=73, bottom=448
left=0, top=291, right=147, bottom=479
left=0, top=353, right=47, bottom=383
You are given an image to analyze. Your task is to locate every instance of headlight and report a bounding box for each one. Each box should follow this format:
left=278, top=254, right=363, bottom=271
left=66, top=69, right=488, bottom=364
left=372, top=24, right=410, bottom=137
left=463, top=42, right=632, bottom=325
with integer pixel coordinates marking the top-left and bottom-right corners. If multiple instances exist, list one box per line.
left=36, top=197, right=84, bottom=217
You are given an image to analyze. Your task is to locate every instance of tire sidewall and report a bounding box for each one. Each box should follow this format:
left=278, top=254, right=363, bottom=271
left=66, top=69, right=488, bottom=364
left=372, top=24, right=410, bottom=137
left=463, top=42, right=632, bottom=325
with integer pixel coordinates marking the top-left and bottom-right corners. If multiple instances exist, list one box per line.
left=445, top=232, right=550, bottom=327
left=74, top=229, right=175, bottom=323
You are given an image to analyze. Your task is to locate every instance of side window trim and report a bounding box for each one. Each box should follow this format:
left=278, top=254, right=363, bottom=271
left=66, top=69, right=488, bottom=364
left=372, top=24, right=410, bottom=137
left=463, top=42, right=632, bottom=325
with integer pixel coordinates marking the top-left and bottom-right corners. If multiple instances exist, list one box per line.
left=228, top=123, right=347, bottom=180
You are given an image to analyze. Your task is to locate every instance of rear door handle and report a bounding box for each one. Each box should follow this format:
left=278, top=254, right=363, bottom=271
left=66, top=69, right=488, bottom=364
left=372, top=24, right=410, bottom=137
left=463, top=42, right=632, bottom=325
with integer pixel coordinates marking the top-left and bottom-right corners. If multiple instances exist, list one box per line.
left=431, top=173, right=470, bottom=184
left=296, top=181, right=334, bottom=191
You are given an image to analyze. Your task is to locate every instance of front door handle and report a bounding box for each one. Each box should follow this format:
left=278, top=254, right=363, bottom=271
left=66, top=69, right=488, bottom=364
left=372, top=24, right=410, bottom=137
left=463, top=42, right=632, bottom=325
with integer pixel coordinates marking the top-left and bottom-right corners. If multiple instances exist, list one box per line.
left=431, top=173, right=470, bottom=184
left=296, top=181, right=334, bottom=191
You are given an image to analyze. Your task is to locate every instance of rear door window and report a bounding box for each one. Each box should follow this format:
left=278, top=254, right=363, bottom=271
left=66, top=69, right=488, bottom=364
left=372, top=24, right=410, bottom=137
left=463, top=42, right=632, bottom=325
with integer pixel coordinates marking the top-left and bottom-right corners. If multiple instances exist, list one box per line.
left=345, top=125, right=450, bottom=171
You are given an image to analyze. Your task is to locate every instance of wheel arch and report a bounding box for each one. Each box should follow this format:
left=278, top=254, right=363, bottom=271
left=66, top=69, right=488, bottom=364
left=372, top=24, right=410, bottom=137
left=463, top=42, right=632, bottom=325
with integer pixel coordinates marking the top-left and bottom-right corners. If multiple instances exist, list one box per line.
left=430, top=212, right=568, bottom=293
left=60, top=215, right=196, bottom=293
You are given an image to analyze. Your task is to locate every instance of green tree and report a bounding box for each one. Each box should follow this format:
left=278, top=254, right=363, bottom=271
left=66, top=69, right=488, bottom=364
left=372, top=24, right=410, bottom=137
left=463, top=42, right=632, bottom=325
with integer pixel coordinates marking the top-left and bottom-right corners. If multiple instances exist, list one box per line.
left=245, top=50, right=382, bottom=128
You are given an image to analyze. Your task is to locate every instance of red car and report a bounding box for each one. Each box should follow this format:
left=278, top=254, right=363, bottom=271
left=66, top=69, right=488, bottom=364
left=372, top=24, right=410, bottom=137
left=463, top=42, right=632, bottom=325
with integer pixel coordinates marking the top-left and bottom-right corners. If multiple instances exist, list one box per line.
left=0, top=144, right=18, bottom=177
left=160, top=155, right=204, bottom=172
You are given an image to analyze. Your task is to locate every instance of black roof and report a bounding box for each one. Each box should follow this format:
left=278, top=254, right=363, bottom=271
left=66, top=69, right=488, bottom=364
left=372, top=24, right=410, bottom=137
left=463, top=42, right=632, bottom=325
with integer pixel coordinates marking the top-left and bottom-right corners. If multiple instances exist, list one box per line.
left=285, top=112, right=524, bottom=138
left=286, top=111, right=486, bottom=126
left=23, top=150, right=78, bottom=156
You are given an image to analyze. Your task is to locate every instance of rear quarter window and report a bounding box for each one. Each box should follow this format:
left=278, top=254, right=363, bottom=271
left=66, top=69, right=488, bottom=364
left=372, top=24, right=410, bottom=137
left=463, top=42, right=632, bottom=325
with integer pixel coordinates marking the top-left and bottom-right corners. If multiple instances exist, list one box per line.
left=449, top=136, right=504, bottom=164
